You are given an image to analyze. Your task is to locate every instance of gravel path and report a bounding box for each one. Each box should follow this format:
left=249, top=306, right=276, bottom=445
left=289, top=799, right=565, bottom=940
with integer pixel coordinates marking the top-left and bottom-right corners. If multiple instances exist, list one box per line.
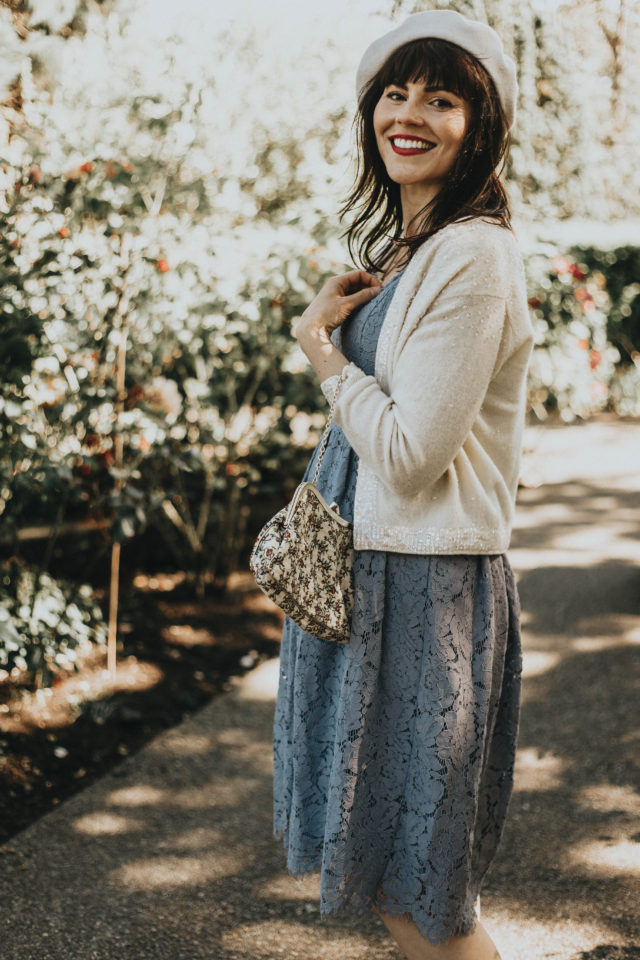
left=1, top=418, right=639, bottom=960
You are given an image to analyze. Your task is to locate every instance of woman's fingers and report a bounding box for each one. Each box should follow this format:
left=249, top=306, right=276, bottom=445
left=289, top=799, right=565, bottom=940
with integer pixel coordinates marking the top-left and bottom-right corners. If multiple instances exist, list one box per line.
left=346, top=284, right=382, bottom=310
left=323, top=270, right=382, bottom=318
left=296, top=270, right=382, bottom=337
left=335, top=270, right=381, bottom=295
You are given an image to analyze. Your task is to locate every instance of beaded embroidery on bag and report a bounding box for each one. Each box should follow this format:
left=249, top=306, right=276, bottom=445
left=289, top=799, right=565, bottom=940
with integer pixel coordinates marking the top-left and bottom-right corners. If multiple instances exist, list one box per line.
left=249, top=367, right=354, bottom=643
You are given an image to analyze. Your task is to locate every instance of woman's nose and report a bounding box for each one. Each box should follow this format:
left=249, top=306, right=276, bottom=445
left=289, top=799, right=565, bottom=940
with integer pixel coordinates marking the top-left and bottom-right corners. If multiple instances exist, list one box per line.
left=395, top=96, right=425, bottom=126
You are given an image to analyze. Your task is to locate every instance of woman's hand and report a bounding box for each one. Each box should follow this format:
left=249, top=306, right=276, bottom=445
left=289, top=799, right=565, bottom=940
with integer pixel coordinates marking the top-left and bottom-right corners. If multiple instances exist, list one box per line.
left=294, top=270, right=382, bottom=348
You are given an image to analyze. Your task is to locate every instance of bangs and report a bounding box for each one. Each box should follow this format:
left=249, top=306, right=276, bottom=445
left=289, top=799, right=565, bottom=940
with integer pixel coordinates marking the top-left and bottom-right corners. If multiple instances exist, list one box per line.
left=373, top=37, right=484, bottom=102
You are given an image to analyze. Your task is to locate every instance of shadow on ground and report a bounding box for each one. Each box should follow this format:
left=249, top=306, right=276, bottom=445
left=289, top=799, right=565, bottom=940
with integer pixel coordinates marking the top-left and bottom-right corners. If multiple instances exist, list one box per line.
left=0, top=693, right=401, bottom=960
left=577, top=949, right=640, bottom=960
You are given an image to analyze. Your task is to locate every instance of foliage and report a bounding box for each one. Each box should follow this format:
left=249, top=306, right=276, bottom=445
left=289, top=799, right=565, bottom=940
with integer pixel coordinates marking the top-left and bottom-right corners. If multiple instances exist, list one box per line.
left=0, top=558, right=107, bottom=687
left=525, top=246, right=640, bottom=421
left=0, top=158, right=345, bottom=590
left=0, top=0, right=358, bottom=678
left=577, top=246, right=640, bottom=368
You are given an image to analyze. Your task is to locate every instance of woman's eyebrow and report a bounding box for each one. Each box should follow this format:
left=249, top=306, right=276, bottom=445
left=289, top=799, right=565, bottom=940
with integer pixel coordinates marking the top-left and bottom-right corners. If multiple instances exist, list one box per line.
left=389, top=81, right=451, bottom=93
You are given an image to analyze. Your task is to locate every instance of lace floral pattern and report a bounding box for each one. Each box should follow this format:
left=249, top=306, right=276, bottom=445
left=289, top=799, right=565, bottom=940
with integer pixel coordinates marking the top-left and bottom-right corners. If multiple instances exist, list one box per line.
left=272, top=270, right=523, bottom=944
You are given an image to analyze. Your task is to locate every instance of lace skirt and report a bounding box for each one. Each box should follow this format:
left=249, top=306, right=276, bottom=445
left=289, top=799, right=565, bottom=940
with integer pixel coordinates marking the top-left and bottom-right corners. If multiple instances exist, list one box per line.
left=273, top=549, right=523, bottom=944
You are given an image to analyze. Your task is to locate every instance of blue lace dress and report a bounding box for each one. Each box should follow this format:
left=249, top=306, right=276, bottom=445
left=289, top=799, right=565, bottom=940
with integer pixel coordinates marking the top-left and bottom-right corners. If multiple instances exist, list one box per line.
left=272, top=270, right=523, bottom=944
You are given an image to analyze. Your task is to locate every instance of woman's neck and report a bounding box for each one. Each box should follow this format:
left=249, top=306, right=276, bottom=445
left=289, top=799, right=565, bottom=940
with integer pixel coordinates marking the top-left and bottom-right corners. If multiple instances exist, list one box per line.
left=400, top=182, right=440, bottom=237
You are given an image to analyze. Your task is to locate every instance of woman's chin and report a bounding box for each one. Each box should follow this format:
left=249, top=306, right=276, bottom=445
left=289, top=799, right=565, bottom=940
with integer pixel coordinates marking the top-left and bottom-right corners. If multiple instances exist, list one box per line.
left=386, top=171, right=445, bottom=195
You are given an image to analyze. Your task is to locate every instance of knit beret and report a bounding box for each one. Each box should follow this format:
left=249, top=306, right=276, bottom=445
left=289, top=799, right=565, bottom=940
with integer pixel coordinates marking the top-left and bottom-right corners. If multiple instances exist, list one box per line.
left=356, top=10, right=518, bottom=129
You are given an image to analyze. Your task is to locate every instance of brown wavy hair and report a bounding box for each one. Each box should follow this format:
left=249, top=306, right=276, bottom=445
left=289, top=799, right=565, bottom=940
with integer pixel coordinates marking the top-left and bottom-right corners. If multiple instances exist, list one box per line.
left=338, top=37, right=512, bottom=274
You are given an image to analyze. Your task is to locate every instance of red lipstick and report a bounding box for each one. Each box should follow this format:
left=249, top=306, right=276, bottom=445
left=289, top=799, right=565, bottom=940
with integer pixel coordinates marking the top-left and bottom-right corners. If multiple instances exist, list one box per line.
left=389, top=136, right=435, bottom=156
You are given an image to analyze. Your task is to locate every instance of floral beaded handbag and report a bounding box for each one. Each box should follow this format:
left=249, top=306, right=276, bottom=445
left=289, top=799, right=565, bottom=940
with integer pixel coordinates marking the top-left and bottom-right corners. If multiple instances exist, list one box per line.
left=249, top=368, right=354, bottom=643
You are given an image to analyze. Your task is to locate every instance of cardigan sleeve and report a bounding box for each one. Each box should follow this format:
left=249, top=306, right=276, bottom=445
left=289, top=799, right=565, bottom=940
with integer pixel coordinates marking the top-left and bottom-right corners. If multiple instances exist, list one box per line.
left=322, top=291, right=508, bottom=498
left=319, top=371, right=343, bottom=406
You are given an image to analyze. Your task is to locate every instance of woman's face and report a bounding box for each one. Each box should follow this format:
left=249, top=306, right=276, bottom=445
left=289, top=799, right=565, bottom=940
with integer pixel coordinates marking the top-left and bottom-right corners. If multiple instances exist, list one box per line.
left=373, top=79, right=470, bottom=201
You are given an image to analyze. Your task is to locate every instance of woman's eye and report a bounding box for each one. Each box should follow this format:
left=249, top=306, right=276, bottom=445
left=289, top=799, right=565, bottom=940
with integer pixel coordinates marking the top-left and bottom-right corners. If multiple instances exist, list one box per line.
left=384, top=91, right=454, bottom=108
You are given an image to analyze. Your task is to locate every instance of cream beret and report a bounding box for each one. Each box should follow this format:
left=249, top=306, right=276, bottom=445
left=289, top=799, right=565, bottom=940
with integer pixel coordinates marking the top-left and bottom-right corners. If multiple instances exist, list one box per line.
left=355, top=10, right=518, bottom=129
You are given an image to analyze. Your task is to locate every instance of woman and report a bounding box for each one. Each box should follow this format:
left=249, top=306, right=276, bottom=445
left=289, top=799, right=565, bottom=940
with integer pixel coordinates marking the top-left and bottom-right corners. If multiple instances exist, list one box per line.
left=272, top=10, right=533, bottom=960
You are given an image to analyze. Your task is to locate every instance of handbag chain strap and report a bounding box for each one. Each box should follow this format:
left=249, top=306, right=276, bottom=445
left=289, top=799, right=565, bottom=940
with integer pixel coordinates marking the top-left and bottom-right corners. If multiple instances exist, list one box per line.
left=311, top=364, right=351, bottom=485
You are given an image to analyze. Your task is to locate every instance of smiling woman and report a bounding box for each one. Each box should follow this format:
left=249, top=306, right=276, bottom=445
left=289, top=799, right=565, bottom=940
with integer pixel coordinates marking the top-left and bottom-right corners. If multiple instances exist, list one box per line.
left=271, top=10, right=533, bottom=960
left=342, top=30, right=513, bottom=280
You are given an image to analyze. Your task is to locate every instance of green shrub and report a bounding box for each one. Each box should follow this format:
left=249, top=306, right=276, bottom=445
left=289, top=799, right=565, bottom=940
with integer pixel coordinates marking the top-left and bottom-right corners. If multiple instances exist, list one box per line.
left=525, top=248, right=640, bottom=421
left=571, top=246, right=640, bottom=365
left=0, top=558, right=107, bottom=687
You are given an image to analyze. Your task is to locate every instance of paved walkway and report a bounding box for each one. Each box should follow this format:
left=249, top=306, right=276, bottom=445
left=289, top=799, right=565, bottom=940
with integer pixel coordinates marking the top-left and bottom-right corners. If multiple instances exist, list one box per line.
left=1, top=418, right=639, bottom=960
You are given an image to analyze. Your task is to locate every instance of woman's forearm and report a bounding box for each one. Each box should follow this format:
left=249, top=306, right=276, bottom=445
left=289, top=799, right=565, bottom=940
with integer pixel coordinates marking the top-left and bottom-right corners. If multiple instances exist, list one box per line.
left=326, top=293, right=508, bottom=497
left=296, top=327, right=351, bottom=383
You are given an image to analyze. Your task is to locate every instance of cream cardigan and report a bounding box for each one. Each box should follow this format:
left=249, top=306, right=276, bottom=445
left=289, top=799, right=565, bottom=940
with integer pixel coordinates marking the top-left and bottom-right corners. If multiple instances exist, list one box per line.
left=319, top=217, right=534, bottom=555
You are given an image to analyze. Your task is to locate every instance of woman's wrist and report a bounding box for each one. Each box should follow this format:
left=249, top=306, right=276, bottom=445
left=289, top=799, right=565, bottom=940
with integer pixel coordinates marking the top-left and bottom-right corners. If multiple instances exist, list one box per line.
left=296, top=325, right=350, bottom=382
